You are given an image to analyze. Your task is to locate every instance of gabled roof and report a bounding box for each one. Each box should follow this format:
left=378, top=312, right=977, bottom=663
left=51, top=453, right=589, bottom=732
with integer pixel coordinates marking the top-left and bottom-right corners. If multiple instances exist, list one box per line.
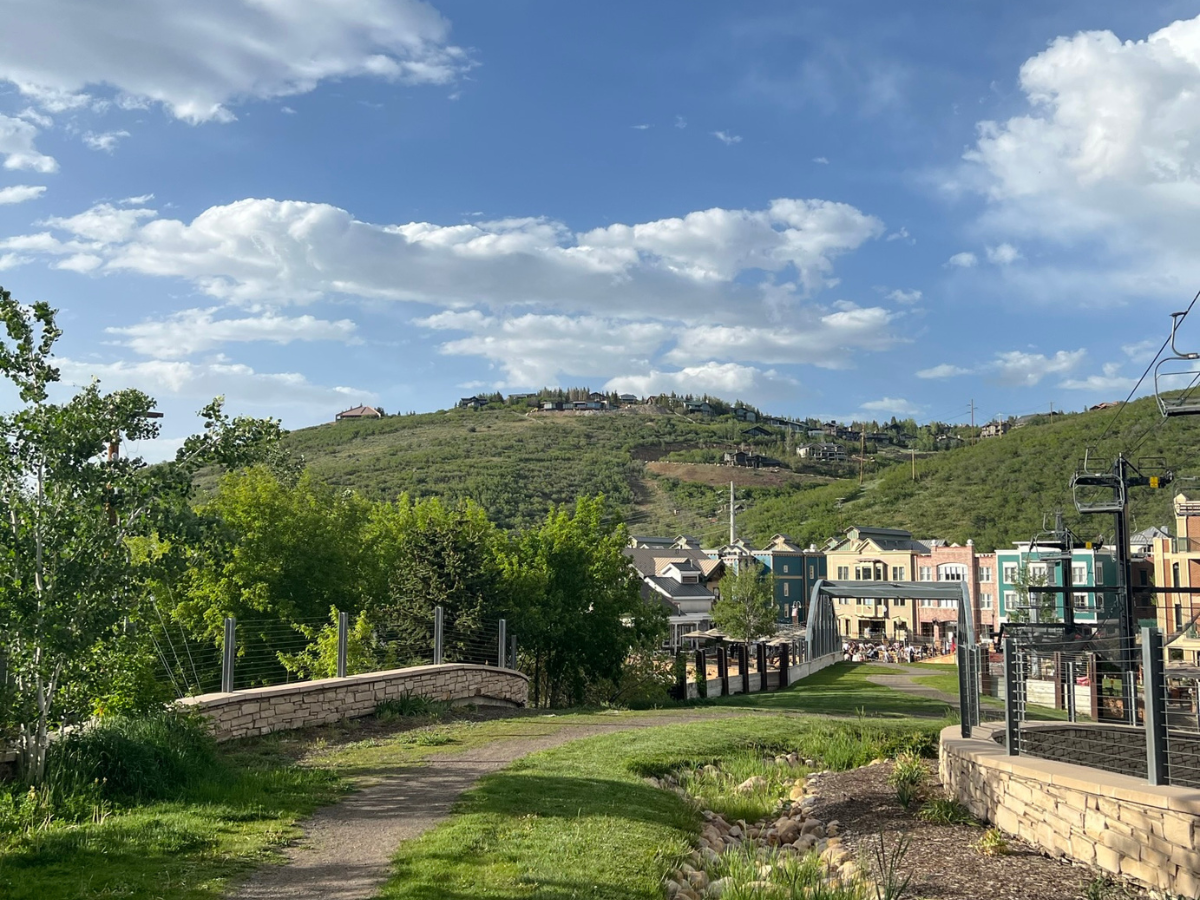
left=764, top=534, right=804, bottom=552
left=337, top=404, right=383, bottom=419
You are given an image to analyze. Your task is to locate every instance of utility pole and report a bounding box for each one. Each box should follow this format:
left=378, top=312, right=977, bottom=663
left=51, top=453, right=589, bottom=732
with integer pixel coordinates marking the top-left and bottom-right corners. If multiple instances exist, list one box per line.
left=970, top=398, right=975, bottom=430
left=911, top=447, right=916, bottom=482
left=859, top=429, right=865, bottom=485
left=729, top=480, right=735, bottom=545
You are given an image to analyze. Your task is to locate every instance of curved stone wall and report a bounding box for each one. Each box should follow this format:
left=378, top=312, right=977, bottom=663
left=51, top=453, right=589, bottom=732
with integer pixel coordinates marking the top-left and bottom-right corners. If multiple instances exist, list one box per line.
left=178, top=663, right=528, bottom=742
left=940, top=725, right=1200, bottom=895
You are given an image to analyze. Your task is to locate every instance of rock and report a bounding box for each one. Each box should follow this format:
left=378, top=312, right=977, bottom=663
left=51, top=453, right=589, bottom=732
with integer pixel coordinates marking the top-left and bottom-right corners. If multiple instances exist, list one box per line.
left=800, top=819, right=824, bottom=836
left=786, top=752, right=800, bottom=766
left=735, top=775, right=767, bottom=794
left=837, top=861, right=859, bottom=883
left=701, top=765, right=720, bottom=777
left=728, top=825, right=743, bottom=840
left=688, top=869, right=709, bottom=892
left=792, top=835, right=815, bottom=853
left=666, top=879, right=682, bottom=898
left=707, top=877, right=729, bottom=898
left=826, top=821, right=840, bottom=837
left=788, top=784, right=806, bottom=801
left=804, top=758, right=815, bottom=767
left=777, top=820, right=802, bottom=845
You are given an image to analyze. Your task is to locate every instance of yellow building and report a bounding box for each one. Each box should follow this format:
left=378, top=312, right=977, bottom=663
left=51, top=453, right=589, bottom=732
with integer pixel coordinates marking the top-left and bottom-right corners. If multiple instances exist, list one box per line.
left=1153, top=493, right=1200, bottom=665
left=823, top=526, right=929, bottom=639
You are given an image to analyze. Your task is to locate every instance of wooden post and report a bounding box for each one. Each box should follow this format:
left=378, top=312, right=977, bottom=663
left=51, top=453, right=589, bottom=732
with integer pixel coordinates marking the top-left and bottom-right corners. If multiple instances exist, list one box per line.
left=757, top=643, right=768, bottom=692
left=717, top=646, right=729, bottom=696
left=740, top=644, right=750, bottom=694
left=780, top=643, right=790, bottom=687
left=695, top=649, right=707, bottom=698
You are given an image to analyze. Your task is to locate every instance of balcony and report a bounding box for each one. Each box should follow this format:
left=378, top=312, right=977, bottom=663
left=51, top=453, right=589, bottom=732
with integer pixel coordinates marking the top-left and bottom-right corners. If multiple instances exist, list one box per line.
left=1171, top=537, right=1200, bottom=554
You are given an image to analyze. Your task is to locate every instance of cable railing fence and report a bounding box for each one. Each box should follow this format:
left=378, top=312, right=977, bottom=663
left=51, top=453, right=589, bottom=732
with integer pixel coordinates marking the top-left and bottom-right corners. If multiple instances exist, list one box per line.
left=151, top=606, right=514, bottom=698
left=959, top=627, right=1200, bottom=789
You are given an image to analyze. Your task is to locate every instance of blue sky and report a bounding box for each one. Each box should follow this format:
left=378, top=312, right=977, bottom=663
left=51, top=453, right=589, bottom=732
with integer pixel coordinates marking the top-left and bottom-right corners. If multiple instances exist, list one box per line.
left=2, top=0, right=1200, bottom=455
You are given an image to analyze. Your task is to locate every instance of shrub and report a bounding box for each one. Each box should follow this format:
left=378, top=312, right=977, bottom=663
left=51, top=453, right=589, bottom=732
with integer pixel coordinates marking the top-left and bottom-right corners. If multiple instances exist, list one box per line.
left=915, top=797, right=976, bottom=825
left=887, top=753, right=927, bottom=810
left=972, top=827, right=1009, bottom=856
left=44, top=708, right=217, bottom=803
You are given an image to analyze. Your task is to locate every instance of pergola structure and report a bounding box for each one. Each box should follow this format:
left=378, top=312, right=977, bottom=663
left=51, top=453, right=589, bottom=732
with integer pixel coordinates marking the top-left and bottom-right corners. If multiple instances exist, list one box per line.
left=805, top=579, right=977, bottom=736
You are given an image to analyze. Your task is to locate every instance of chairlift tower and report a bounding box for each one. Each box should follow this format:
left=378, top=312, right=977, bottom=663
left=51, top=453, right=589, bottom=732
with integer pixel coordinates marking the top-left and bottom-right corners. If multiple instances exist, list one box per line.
left=1070, top=451, right=1171, bottom=673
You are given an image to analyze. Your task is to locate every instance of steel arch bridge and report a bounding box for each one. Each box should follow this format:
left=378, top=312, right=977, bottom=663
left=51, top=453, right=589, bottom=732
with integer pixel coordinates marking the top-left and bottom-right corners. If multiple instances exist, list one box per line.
left=805, top=579, right=978, bottom=736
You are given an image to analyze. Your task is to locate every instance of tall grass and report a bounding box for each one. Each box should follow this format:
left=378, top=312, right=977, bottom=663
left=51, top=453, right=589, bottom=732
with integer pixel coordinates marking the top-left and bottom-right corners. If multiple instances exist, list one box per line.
left=44, top=709, right=217, bottom=803
left=679, top=750, right=801, bottom=822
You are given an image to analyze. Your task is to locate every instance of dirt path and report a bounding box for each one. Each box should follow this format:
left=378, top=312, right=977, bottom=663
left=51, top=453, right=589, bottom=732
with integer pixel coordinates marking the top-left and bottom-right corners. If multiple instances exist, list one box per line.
left=226, top=711, right=739, bottom=900
left=864, top=663, right=962, bottom=708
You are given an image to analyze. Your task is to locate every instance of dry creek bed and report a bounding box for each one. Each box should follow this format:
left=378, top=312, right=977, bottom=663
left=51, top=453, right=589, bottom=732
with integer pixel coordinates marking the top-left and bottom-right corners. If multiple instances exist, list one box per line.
left=654, top=756, right=1155, bottom=900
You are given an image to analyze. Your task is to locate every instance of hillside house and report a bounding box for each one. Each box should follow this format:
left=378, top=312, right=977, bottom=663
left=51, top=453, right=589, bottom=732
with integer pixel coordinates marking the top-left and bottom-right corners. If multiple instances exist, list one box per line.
left=741, top=425, right=771, bottom=438
left=618, top=393, right=639, bottom=404
left=458, top=396, right=487, bottom=410
left=684, top=400, right=714, bottom=416
left=723, top=449, right=762, bottom=469
left=542, top=400, right=565, bottom=411
left=797, top=443, right=847, bottom=462
left=980, top=421, right=1010, bottom=439
left=336, top=405, right=384, bottom=421
left=734, top=407, right=758, bottom=422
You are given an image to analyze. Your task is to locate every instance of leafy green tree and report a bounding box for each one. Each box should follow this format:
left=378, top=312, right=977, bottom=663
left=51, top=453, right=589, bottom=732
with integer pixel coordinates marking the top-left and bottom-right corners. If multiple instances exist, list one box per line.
left=503, top=496, right=667, bottom=707
left=0, top=289, right=281, bottom=782
left=711, top=564, right=778, bottom=642
left=363, top=494, right=507, bottom=663
left=1009, top=563, right=1059, bottom=624
left=171, top=467, right=371, bottom=685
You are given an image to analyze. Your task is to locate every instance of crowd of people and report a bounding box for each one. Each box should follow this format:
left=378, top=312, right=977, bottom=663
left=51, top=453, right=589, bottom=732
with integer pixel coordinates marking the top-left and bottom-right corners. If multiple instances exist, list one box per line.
left=842, top=638, right=955, bottom=663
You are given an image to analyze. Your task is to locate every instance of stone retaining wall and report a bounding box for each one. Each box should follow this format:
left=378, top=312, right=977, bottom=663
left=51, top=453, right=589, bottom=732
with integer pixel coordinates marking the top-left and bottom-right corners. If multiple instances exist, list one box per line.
left=178, top=663, right=528, bottom=742
left=941, top=725, right=1200, bottom=896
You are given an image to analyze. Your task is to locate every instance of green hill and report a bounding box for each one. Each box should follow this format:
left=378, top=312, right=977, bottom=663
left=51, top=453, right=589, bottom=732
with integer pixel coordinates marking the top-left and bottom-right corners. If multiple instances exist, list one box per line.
left=281, top=397, right=1200, bottom=552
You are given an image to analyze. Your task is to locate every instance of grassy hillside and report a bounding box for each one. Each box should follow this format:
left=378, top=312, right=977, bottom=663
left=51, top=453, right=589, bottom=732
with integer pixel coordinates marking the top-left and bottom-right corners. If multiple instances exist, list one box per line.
left=282, top=396, right=1200, bottom=551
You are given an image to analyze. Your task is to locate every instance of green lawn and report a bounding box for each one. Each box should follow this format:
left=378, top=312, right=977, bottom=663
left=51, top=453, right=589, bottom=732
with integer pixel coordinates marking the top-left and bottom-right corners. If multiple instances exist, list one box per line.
left=705, top=662, right=959, bottom=718
left=378, top=715, right=941, bottom=900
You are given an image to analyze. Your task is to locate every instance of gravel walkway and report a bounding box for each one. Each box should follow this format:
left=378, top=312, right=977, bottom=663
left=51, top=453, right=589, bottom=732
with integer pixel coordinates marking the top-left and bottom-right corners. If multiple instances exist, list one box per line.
left=226, top=712, right=738, bottom=900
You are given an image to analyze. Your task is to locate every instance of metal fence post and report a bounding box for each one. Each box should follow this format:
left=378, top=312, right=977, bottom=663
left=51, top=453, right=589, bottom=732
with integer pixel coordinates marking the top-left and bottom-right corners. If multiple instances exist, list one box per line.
left=510, top=635, right=517, bottom=671
left=957, top=642, right=972, bottom=738
left=221, top=616, right=236, bottom=694
left=433, top=606, right=444, bottom=665
left=1003, top=637, right=1019, bottom=756
left=1124, top=669, right=1138, bottom=726
left=1142, top=626, right=1168, bottom=786
left=336, top=610, right=349, bottom=678
left=498, top=618, right=507, bottom=668
left=1066, top=660, right=1078, bottom=723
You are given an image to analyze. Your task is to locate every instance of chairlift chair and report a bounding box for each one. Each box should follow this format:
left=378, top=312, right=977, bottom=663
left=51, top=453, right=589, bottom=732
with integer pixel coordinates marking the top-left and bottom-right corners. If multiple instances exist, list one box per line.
left=1154, top=311, right=1200, bottom=417
left=1070, top=449, right=1126, bottom=514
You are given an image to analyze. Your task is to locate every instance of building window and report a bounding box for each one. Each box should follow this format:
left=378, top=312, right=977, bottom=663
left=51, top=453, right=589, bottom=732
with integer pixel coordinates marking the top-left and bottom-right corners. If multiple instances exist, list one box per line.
left=783, top=564, right=790, bottom=573
left=1028, top=563, right=1048, bottom=580
left=1002, top=564, right=1018, bottom=583
left=981, top=593, right=993, bottom=609
left=938, top=563, right=968, bottom=582
left=918, top=566, right=933, bottom=581
left=979, top=567, right=992, bottom=582
left=837, top=566, right=849, bottom=580
left=1095, top=566, right=1104, bottom=585
left=783, top=582, right=790, bottom=598
left=809, top=565, right=815, bottom=578
left=895, top=598, right=905, bottom=606
left=893, top=566, right=906, bottom=580
left=1003, top=591, right=1017, bottom=610
left=1073, top=593, right=1089, bottom=610
left=1072, top=564, right=1087, bottom=584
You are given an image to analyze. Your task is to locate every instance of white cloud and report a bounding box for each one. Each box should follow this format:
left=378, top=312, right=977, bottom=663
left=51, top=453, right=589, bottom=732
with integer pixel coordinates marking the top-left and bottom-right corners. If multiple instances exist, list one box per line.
left=0, top=114, right=57, bottom=172
left=418, top=311, right=669, bottom=387
left=0, top=253, right=30, bottom=270
left=107, top=308, right=360, bottom=358
left=605, top=362, right=797, bottom=400
left=946, top=251, right=977, bottom=268
left=82, top=130, right=130, bottom=153
left=674, top=115, right=687, bottom=129
left=13, top=195, right=898, bottom=390
left=916, top=363, right=971, bottom=379
left=14, top=196, right=884, bottom=316
left=281, top=106, right=297, bottom=115
left=986, top=242, right=1021, bottom=265
left=713, top=130, right=742, bottom=145
left=0, top=185, right=46, bottom=205
left=53, top=253, right=103, bottom=273
left=120, top=193, right=154, bottom=206
left=1122, top=339, right=1160, bottom=364
left=56, top=357, right=370, bottom=409
left=1, top=0, right=471, bottom=124
left=1059, top=362, right=1136, bottom=392
left=886, top=288, right=921, bottom=305
left=813, top=156, right=829, bottom=165
left=960, top=14, right=1200, bottom=301
left=861, top=397, right=921, bottom=415
left=989, top=349, right=1086, bottom=386
left=632, top=123, right=652, bottom=130
left=17, top=108, right=52, bottom=129
left=885, top=227, right=911, bottom=242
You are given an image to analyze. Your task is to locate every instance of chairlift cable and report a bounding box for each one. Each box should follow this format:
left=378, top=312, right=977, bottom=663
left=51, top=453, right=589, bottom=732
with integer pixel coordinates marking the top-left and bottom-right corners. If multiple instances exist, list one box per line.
left=1096, top=287, right=1200, bottom=445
